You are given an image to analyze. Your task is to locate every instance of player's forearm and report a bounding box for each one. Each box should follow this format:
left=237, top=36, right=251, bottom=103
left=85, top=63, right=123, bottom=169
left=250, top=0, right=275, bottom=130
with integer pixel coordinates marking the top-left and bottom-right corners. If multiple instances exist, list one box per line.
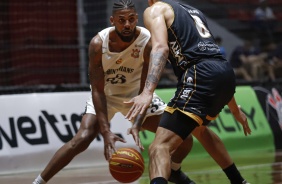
left=97, top=113, right=111, bottom=135
left=144, top=51, right=167, bottom=94
left=227, top=96, right=240, bottom=115
left=92, top=92, right=111, bottom=134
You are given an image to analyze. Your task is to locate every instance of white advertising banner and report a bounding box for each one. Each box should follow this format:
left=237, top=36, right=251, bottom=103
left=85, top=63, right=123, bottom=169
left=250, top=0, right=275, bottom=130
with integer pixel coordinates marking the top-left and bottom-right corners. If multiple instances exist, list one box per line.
left=0, top=92, right=138, bottom=174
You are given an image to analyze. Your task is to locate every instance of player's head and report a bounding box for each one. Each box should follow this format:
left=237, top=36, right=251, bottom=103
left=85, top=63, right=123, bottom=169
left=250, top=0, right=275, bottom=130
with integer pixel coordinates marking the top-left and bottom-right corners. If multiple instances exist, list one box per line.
left=110, top=0, right=138, bottom=42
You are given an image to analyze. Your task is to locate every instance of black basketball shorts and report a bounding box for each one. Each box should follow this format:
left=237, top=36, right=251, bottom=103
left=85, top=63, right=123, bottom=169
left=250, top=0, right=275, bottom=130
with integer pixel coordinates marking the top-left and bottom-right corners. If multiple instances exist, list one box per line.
left=166, top=59, right=236, bottom=130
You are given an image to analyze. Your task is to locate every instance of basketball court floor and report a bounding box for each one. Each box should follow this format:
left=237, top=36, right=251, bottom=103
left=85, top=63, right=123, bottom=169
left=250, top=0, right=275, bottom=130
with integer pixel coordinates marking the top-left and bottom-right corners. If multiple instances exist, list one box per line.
left=1, top=151, right=282, bottom=184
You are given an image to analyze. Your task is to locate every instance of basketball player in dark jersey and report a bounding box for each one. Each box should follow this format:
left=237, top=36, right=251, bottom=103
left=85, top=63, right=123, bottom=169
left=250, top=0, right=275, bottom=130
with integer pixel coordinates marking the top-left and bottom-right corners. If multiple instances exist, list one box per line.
left=125, top=0, right=251, bottom=184
left=32, top=1, right=193, bottom=183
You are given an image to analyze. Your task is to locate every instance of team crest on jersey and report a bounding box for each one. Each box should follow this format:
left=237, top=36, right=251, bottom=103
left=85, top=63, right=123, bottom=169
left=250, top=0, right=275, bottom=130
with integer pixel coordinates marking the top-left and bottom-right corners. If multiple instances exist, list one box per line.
left=131, top=49, right=140, bottom=58
left=116, top=59, right=123, bottom=64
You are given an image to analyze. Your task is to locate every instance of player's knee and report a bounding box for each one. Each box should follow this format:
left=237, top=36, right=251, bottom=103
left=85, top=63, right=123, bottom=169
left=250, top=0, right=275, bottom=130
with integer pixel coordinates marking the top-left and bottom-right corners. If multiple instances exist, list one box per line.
left=192, top=126, right=206, bottom=138
left=148, top=143, right=158, bottom=158
left=148, top=143, right=167, bottom=157
left=68, top=129, right=95, bottom=152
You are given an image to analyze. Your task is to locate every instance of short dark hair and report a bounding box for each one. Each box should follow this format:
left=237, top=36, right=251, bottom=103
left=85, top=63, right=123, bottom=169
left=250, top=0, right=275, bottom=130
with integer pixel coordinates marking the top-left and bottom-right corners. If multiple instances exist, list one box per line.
left=112, top=0, right=136, bottom=14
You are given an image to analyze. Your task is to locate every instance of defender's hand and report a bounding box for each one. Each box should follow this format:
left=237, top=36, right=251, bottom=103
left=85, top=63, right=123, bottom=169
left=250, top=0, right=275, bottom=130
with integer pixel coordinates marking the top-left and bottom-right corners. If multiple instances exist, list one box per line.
left=232, top=106, right=251, bottom=136
left=124, top=93, right=152, bottom=121
left=127, top=126, right=144, bottom=151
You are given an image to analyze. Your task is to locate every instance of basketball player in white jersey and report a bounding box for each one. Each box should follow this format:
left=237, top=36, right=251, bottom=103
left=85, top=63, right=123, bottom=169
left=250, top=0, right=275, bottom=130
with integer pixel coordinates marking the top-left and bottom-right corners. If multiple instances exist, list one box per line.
left=33, top=1, right=249, bottom=184
left=32, top=0, right=193, bottom=183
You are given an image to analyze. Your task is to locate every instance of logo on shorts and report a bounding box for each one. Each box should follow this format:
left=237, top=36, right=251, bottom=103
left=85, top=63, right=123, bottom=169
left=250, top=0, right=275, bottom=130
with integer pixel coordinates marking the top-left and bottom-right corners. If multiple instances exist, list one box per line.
left=180, top=88, right=192, bottom=100
left=187, top=77, right=193, bottom=83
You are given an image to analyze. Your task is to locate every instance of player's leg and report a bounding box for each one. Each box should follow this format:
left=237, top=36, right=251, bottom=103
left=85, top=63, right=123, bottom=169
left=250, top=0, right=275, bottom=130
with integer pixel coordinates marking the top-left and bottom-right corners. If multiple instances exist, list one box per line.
left=141, top=114, right=161, bottom=132
left=142, top=115, right=193, bottom=165
left=149, top=110, right=198, bottom=184
left=149, top=127, right=183, bottom=184
left=199, top=60, right=249, bottom=184
left=33, top=113, right=99, bottom=184
left=143, top=114, right=195, bottom=184
left=169, top=135, right=194, bottom=184
left=192, top=126, right=232, bottom=168
left=193, top=126, right=248, bottom=184
left=142, top=92, right=196, bottom=184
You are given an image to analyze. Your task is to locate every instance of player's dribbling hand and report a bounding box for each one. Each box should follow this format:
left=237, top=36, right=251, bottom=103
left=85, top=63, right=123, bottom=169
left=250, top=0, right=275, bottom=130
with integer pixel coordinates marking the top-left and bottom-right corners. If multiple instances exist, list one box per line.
left=232, top=106, right=251, bottom=136
left=102, top=131, right=127, bottom=161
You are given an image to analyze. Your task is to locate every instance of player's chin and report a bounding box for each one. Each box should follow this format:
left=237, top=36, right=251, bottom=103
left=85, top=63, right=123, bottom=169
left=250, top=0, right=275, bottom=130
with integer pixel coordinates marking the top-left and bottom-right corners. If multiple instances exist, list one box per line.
left=121, top=33, right=133, bottom=39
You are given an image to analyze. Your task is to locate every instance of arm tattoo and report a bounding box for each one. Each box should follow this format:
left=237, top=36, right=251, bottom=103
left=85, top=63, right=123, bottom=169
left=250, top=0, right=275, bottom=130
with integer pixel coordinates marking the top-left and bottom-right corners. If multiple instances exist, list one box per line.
left=145, top=52, right=167, bottom=90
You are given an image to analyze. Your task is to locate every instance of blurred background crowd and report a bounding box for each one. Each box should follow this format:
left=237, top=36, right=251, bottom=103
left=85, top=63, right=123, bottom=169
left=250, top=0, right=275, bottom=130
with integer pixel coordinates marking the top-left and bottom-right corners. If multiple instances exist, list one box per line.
left=0, top=0, right=282, bottom=94
left=159, top=0, right=282, bottom=86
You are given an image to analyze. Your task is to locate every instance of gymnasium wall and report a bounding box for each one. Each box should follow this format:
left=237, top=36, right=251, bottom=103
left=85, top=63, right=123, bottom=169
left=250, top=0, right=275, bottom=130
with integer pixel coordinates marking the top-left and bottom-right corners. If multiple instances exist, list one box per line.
left=0, top=91, right=145, bottom=175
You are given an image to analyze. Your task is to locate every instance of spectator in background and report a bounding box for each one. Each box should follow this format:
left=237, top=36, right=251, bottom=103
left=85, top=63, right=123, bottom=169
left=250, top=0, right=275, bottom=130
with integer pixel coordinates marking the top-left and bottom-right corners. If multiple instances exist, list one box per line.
left=253, top=0, right=276, bottom=42
left=266, top=42, right=282, bottom=81
left=229, top=40, right=267, bottom=81
left=215, top=36, right=226, bottom=58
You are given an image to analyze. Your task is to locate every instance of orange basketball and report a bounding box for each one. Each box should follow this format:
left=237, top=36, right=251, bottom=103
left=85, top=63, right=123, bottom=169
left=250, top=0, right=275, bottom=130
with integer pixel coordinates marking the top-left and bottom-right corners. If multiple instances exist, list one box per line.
left=109, top=147, right=145, bottom=183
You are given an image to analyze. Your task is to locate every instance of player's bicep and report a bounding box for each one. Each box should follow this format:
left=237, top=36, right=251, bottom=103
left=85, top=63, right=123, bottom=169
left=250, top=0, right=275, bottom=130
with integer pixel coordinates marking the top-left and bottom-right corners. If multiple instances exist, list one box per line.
left=88, top=35, right=104, bottom=92
left=144, top=9, right=168, bottom=50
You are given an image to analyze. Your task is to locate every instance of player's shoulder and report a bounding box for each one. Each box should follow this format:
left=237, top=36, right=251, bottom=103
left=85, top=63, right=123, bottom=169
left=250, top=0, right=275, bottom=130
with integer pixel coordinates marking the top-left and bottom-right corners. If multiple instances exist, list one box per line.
left=144, top=2, right=173, bottom=24
left=89, top=35, right=103, bottom=54
left=145, top=2, right=169, bottom=15
left=90, top=35, right=102, bottom=47
left=153, top=1, right=171, bottom=8
left=98, top=27, right=113, bottom=40
left=89, top=27, right=113, bottom=50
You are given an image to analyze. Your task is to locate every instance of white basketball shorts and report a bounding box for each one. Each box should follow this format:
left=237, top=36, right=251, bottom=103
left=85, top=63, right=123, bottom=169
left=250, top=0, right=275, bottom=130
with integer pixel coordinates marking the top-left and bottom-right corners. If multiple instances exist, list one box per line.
left=85, top=92, right=166, bottom=122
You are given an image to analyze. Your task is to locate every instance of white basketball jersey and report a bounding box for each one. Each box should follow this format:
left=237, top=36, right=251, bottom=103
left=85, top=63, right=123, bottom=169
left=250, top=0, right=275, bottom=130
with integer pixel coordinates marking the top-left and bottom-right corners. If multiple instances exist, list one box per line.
left=98, top=26, right=150, bottom=102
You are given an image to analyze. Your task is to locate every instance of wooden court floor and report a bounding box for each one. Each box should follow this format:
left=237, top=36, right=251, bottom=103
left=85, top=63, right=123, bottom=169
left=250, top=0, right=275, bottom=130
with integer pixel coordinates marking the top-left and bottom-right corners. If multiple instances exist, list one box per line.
left=1, top=151, right=282, bottom=184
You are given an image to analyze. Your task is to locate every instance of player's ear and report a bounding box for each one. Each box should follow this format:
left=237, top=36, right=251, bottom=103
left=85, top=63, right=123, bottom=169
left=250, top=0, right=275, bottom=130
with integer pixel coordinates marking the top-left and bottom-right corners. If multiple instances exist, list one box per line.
left=110, top=16, right=114, bottom=26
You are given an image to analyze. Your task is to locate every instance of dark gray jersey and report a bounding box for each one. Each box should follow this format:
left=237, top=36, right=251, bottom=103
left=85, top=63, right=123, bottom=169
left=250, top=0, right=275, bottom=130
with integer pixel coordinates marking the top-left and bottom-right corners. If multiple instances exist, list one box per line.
left=161, top=0, right=226, bottom=78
